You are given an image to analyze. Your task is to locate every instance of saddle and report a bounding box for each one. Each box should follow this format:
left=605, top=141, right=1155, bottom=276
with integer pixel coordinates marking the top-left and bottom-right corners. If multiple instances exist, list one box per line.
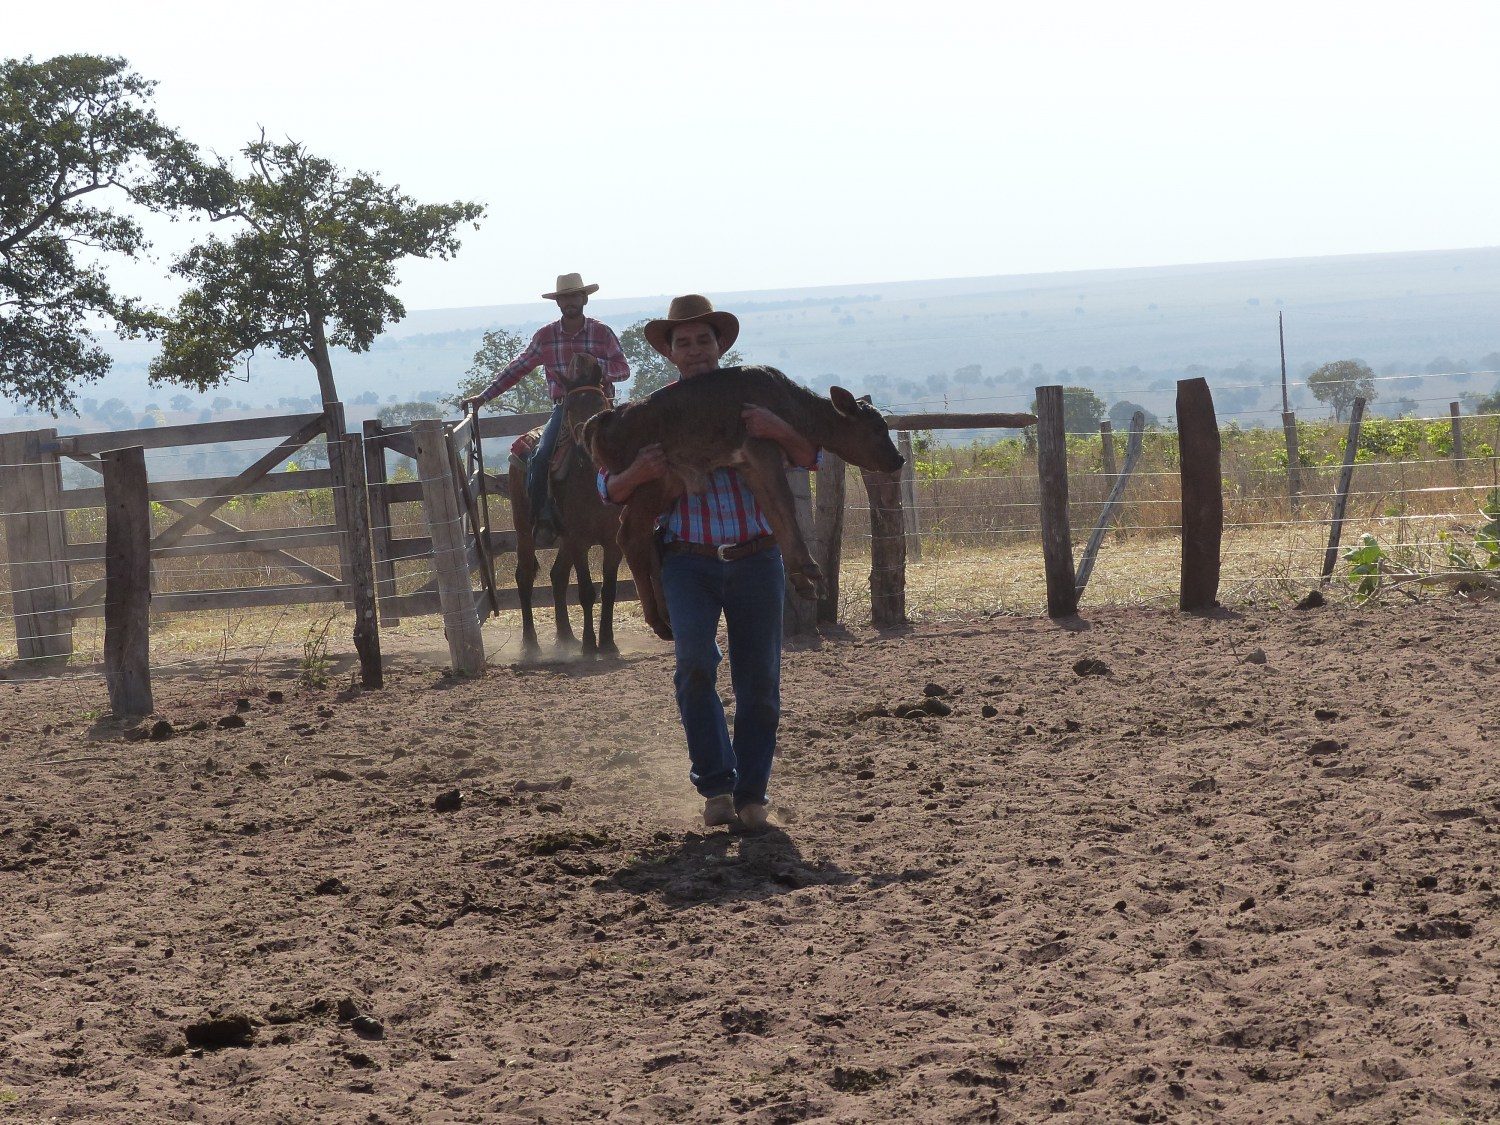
left=508, top=422, right=580, bottom=481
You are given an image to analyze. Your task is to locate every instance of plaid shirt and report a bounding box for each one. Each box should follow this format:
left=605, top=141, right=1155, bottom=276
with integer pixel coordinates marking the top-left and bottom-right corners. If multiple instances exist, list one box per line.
left=475, top=318, right=629, bottom=404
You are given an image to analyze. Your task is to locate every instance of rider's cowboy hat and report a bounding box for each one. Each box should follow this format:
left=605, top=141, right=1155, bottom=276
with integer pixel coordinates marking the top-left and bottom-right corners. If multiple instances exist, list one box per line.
left=543, top=272, right=600, bottom=299
left=643, top=294, right=740, bottom=358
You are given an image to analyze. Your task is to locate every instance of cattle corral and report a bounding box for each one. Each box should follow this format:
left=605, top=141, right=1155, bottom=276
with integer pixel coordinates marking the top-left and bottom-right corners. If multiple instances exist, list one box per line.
left=0, top=602, right=1497, bottom=1122
left=1, top=385, right=1499, bottom=1122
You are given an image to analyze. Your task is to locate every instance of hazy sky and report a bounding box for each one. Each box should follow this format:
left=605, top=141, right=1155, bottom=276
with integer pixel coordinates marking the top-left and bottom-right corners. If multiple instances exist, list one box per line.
left=10, top=0, right=1500, bottom=313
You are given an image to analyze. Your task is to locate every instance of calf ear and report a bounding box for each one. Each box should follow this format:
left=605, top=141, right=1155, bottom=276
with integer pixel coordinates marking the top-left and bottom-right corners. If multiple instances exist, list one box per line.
left=830, top=386, right=858, bottom=415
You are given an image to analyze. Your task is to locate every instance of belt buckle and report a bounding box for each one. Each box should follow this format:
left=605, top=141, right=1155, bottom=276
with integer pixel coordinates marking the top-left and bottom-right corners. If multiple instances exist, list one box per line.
left=716, top=542, right=733, bottom=562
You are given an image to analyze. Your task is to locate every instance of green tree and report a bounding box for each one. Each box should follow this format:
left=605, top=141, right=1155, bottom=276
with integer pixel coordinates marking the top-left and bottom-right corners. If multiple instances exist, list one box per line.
left=376, top=401, right=441, bottom=427
left=1030, top=385, right=1107, bottom=435
left=1108, top=399, right=1159, bottom=429
left=169, top=394, right=193, bottom=412
left=0, top=54, right=226, bottom=412
left=1306, top=359, right=1377, bottom=422
left=445, top=327, right=550, bottom=415
left=149, top=133, right=484, bottom=408
left=620, top=318, right=744, bottom=399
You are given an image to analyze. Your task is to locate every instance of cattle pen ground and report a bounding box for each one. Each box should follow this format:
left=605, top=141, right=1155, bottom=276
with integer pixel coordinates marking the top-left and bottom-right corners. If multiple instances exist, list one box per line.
left=2, top=597, right=1497, bottom=1123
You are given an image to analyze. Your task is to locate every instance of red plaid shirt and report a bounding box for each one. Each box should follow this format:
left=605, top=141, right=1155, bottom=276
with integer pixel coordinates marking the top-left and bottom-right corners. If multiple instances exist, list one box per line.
left=475, top=318, right=630, bottom=404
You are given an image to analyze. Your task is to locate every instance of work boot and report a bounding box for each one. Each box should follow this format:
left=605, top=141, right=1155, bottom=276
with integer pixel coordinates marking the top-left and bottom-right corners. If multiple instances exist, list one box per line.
left=736, top=802, right=771, bottom=832
left=703, top=795, right=738, bottom=828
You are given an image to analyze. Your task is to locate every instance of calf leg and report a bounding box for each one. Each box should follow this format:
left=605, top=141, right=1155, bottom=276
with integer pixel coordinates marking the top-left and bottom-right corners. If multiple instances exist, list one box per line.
left=736, top=439, right=824, bottom=599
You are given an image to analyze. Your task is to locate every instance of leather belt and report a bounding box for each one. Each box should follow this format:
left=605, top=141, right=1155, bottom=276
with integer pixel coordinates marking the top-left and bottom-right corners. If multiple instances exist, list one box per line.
left=661, top=534, right=777, bottom=562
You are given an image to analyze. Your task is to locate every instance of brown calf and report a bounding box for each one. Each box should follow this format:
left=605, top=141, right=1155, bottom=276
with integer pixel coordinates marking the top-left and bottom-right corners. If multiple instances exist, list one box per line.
left=580, top=365, right=904, bottom=640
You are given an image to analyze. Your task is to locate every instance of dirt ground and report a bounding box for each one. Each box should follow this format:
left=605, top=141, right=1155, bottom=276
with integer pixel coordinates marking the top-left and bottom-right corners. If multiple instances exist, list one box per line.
left=1, top=599, right=1498, bottom=1123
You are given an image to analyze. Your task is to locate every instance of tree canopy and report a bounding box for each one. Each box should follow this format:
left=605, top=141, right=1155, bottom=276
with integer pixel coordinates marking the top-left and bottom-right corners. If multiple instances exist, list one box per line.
left=620, top=319, right=744, bottom=399
left=1306, top=359, right=1377, bottom=422
left=1030, top=385, right=1107, bottom=435
left=446, top=327, right=550, bottom=415
left=0, top=54, right=226, bottom=412
left=149, top=133, right=484, bottom=408
left=1108, top=399, right=1159, bottom=430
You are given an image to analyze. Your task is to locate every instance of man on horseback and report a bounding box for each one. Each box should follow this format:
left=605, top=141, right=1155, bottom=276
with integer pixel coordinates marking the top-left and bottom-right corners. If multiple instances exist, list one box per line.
left=462, top=273, right=630, bottom=546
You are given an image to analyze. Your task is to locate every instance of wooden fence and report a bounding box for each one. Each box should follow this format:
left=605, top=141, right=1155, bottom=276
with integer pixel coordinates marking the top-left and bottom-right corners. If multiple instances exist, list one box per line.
left=1, top=384, right=1271, bottom=689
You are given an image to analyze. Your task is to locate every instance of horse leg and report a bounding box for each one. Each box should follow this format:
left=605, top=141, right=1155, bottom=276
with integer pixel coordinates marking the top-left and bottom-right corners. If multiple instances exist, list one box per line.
left=550, top=541, right=578, bottom=648
left=511, top=464, right=542, bottom=658
left=598, top=539, right=622, bottom=657
left=574, top=546, right=598, bottom=655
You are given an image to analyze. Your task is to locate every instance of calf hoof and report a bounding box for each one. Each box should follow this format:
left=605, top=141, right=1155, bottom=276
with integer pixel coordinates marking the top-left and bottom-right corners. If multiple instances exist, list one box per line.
left=790, top=564, right=824, bottom=599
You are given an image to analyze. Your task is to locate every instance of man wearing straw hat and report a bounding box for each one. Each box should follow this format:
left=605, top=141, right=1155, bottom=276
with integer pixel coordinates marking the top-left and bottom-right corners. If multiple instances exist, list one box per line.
left=462, top=273, right=629, bottom=546
left=598, top=295, right=818, bottom=832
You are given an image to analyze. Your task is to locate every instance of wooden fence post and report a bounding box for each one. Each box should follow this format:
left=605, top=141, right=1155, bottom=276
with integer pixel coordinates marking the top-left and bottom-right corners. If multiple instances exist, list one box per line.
left=1450, top=402, right=1464, bottom=470
left=782, top=469, right=818, bottom=637
left=362, top=418, right=400, bottom=626
left=1178, top=377, right=1223, bottom=611
left=102, top=446, right=152, bottom=716
left=897, top=431, right=922, bottom=562
left=1034, top=385, right=1078, bottom=618
left=1281, top=410, right=1302, bottom=512
left=343, top=433, right=383, bottom=689
left=1100, top=420, right=1117, bottom=480
left=1320, top=397, right=1366, bottom=584
left=412, top=419, right=485, bottom=675
left=322, top=401, right=357, bottom=597
left=860, top=466, right=906, bottom=628
left=1076, top=411, right=1145, bottom=596
left=813, top=452, right=846, bottom=624
left=0, top=427, right=73, bottom=659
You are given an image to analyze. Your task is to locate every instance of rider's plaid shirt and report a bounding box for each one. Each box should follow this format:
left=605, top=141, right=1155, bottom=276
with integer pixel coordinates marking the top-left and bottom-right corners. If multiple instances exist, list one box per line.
left=475, top=318, right=630, bottom=404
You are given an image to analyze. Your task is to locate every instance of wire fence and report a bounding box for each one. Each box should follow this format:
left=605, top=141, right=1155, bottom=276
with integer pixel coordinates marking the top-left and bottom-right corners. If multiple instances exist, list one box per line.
left=1, top=378, right=1497, bottom=687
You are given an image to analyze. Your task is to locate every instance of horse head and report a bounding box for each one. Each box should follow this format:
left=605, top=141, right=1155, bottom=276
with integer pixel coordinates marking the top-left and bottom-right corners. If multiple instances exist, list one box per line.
left=561, top=353, right=615, bottom=455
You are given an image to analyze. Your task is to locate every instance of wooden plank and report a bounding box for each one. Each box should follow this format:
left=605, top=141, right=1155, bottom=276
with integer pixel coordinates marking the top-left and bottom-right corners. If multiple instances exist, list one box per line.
left=897, top=432, right=922, bottom=563
left=60, top=468, right=335, bottom=511
left=860, top=466, right=906, bottom=628
left=1450, top=401, right=1464, bottom=467
left=102, top=447, right=152, bottom=715
left=1320, top=397, right=1367, bottom=584
left=885, top=411, right=1037, bottom=431
left=323, top=401, right=355, bottom=601
left=71, top=583, right=347, bottom=619
left=388, top=529, right=517, bottom=563
left=62, top=412, right=326, bottom=456
left=782, top=469, right=818, bottom=637
left=812, top=452, right=846, bottom=624
left=363, top=419, right=400, bottom=626
left=1034, top=385, right=1078, bottom=618
left=1177, top=377, right=1223, bottom=611
left=1076, top=411, right=1145, bottom=596
left=413, top=419, right=485, bottom=675
left=446, top=425, right=501, bottom=617
left=1100, top=420, right=1117, bottom=479
left=343, top=433, right=383, bottom=688
left=66, top=526, right=344, bottom=562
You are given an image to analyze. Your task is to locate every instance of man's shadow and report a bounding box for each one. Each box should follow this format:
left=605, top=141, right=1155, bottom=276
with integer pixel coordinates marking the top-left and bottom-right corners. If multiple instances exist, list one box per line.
left=607, top=827, right=930, bottom=909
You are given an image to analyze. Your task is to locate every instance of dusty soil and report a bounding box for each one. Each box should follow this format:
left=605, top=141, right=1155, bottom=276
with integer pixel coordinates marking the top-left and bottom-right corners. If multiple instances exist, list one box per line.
left=1, top=601, right=1498, bottom=1123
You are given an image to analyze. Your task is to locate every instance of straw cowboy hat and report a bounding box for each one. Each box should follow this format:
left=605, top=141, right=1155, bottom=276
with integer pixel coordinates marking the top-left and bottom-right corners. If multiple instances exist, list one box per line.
left=542, top=272, right=600, bottom=299
left=643, top=294, right=740, bottom=358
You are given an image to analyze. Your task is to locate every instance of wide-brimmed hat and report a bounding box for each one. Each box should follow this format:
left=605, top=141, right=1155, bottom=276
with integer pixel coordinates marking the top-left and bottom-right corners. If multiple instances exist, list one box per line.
left=643, top=294, right=740, bottom=358
left=542, top=272, right=600, bottom=299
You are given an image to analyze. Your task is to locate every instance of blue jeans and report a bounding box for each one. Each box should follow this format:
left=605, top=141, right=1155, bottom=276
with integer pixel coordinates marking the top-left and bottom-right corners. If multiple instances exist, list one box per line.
left=661, top=546, right=784, bottom=808
left=526, top=402, right=564, bottom=528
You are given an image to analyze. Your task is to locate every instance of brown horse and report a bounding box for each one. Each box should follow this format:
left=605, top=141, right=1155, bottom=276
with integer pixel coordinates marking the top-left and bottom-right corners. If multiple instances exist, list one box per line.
left=509, top=353, right=624, bottom=658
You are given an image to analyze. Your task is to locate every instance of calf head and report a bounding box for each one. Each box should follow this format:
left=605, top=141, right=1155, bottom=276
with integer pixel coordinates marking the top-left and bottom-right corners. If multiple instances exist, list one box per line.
left=828, top=386, right=905, bottom=473
left=579, top=408, right=618, bottom=469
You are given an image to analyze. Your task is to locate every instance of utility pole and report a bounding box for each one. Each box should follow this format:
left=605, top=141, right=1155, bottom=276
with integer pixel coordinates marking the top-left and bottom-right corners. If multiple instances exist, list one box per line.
left=1279, top=311, right=1290, bottom=414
